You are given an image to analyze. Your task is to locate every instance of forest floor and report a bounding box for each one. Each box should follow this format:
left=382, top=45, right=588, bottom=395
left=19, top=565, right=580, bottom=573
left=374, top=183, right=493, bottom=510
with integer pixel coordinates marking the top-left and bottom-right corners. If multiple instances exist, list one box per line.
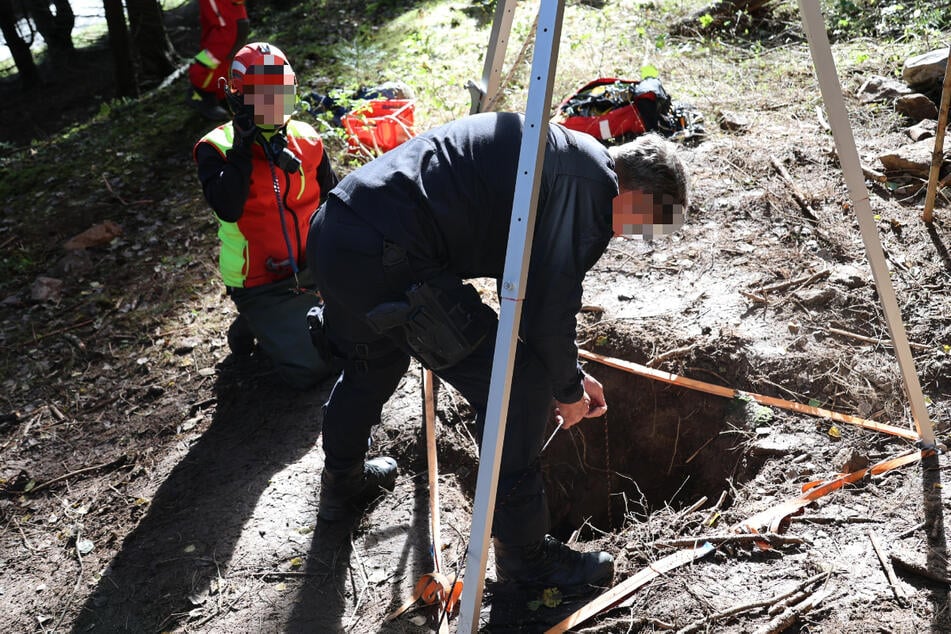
left=2, top=1, right=951, bottom=633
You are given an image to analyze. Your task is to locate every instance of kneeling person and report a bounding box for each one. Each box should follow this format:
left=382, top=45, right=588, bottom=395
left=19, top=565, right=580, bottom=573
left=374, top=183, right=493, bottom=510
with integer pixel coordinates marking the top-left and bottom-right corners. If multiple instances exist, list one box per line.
left=194, top=42, right=338, bottom=389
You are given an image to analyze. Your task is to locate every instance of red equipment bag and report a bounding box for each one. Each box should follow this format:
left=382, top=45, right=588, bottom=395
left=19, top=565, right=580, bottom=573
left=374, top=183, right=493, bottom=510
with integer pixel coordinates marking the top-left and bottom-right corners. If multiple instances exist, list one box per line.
left=341, top=98, right=416, bottom=158
left=556, top=77, right=672, bottom=143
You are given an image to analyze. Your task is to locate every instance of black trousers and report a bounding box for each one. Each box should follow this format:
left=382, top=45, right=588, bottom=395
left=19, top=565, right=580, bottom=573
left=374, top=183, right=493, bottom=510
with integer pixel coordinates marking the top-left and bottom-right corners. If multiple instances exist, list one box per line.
left=308, top=198, right=553, bottom=546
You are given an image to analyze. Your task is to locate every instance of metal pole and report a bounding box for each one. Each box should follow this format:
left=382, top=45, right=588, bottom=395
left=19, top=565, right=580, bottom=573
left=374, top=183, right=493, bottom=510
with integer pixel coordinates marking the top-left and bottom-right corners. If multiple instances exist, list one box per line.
left=455, top=1, right=566, bottom=631
left=467, top=0, right=518, bottom=114
left=797, top=0, right=935, bottom=446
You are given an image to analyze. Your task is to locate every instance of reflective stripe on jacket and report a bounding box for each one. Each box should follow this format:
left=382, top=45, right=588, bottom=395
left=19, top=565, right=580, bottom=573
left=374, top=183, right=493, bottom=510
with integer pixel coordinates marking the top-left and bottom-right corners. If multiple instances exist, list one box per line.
left=198, top=120, right=325, bottom=287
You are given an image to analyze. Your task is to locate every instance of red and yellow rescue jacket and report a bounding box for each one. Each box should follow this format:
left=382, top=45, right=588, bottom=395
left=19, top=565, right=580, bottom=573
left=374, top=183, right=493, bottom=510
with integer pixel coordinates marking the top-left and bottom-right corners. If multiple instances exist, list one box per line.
left=196, top=120, right=328, bottom=288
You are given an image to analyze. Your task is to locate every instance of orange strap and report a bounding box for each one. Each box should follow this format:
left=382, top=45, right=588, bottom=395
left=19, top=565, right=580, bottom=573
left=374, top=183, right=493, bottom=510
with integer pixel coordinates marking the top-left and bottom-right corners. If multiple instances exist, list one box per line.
left=385, top=572, right=463, bottom=626
left=578, top=349, right=919, bottom=441
left=544, top=450, right=929, bottom=632
left=737, top=449, right=932, bottom=536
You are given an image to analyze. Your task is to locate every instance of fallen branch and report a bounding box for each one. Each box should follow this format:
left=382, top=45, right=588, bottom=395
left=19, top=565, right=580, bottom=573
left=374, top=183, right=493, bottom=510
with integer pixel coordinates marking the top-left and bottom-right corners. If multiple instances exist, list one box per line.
left=51, top=525, right=87, bottom=633
left=703, top=491, right=728, bottom=528
left=654, top=533, right=807, bottom=549
left=754, top=269, right=829, bottom=295
left=868, top=529, right=909, bottom=606
left=754, top=587, right=835, bottom=634
left=890, top=553, right=951, bottom=585
left=579, top=349, right=920, bottom=441
left=827, top=326, right=930, bottom=351
left=679, top=496, right=709, bottom=518
left=896, top=521, right=926, bottom=539
left=767, top=572, right=832, bottom=615
left=770, top=155, right=819, bottom=223
left=31, top=318, right=95, bottom=343
left=792, top=514, right=879, bottom=525
left=253, top=570, right=322, bottom=578
left=26, top=455, right=128, bottom=495
left=740, top=290, right=768, bottom=304
left=647, top=344, right=698, bottom=368
left=102, top=173, right=153, bottom=206
left=11, top=516, right=36, bottom=552
left=683, top=435, right=717, bottom=465
left=766, top=577, right=833, bottom=617
left=190, top=586, right=251, bottom=629
left=677, top=571, right=831, bottom=633
left=677, top=597, right=777, bottom=634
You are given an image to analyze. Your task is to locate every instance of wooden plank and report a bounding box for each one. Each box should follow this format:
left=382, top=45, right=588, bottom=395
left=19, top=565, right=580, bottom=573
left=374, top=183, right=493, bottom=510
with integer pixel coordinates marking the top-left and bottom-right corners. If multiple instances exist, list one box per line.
left=544, top=544, right=715, bottom=633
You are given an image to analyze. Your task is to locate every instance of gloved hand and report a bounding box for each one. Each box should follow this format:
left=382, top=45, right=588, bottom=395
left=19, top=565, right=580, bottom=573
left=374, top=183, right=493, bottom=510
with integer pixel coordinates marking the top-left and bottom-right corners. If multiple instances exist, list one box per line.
left=232, top=103, right=258, bottom=144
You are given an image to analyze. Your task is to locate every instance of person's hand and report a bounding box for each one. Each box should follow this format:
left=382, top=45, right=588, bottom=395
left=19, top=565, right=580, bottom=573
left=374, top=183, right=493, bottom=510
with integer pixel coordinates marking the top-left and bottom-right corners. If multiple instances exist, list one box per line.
left=232, top=103, right=257, bottom=143
left=554, top=373, right=608, bottom=429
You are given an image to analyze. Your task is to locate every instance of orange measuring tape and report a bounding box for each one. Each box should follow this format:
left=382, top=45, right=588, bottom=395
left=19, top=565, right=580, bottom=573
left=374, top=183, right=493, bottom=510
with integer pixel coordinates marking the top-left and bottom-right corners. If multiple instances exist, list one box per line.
left=546, top=448, right=931, bottom=632
left=578, top=349, right=920, bottom=441
left=737, top=448, right=933, bottom=537
left=544, top=348, right=933, bottom=631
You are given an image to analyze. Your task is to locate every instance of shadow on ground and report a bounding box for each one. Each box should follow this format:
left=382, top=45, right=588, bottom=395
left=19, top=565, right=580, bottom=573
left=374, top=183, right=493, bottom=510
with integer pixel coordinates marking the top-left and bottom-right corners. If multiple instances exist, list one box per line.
left=70, top=362, right=332, bottom=632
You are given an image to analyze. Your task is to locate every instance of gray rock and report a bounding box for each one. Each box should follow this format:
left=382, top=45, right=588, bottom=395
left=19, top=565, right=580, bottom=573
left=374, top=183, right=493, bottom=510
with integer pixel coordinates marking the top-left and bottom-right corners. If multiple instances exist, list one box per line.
left=717, top=110, right=750, bottom=132
left=879, top=138, right=951, bottom=176
left=30, top=276, right=64, bottom=303
left=856, top=75, right=912, bottom=103
left=829, top=264, right=869, bottom=289
left=905, top=119, right=937, bottom=142
left=902, top=47, right=950, bottom=89
left=792, top=287, right=840, bottom=308
left=51, top=249, right=94, bottom=278
left=895, top=93, right=938, bottom=121
left=834, top=448, right=869, bottom=474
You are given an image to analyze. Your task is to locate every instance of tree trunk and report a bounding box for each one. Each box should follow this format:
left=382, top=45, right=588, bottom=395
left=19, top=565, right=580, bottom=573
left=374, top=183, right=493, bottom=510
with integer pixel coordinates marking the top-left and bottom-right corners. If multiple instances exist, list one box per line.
left=125, top=0, right=177, bottom=81
left=0, top=0, right=40, bottom=89
left=27, top=0, right=75, bottom=66
left=103, top=0, right=138, bottom=97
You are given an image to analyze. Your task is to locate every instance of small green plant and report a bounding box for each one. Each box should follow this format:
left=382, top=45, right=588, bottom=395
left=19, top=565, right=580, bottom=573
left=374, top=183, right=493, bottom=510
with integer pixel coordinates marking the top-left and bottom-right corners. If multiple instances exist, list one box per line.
left=827, top=0, right=950, bottom=39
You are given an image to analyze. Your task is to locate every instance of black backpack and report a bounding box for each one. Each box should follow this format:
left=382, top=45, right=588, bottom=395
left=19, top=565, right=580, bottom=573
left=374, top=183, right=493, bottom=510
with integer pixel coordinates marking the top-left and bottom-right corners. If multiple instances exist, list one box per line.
left=556, top=77, right=702, bottom=144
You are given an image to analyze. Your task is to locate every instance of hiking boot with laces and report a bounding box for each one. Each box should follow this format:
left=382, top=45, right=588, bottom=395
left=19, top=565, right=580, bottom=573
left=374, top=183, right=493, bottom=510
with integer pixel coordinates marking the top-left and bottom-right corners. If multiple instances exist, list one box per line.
left=318, top=456, right=398, bottom=522
left=493, top=535, right=614, bottom=589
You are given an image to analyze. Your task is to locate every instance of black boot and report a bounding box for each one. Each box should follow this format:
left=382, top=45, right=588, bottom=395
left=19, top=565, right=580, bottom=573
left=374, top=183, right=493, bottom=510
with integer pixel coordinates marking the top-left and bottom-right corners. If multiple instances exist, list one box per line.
left=318, top=456, right=398, bottom=521
left=227, top=315, right=256, bottom=356
left=188, top=86, right=229, bottom=121
left=493, top=535, right=614, bottom=588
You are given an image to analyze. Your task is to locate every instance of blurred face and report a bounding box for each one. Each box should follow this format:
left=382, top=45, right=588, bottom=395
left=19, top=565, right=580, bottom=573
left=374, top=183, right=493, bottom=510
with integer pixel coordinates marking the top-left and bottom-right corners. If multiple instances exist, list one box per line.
left=243, top=66, right=296, bottom=127
left=612, top=188, right=685, bottom=238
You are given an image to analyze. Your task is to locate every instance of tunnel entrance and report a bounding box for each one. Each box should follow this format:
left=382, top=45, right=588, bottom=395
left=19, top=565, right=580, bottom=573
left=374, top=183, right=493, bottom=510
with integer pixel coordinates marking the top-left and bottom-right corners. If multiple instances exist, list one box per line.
left=542, top=349, right=761, bottom=539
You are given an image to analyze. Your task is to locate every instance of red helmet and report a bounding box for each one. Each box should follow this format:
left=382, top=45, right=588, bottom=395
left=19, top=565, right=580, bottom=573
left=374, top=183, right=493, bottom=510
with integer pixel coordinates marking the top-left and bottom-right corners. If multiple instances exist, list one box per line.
left=228, top=42, right=296, bottom=96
